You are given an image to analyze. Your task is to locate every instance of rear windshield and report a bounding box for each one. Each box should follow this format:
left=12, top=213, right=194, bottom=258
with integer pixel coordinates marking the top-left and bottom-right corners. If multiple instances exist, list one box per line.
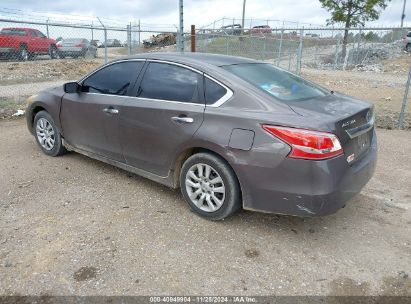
left=222, top=63, right=327, bottom=102
left=0, top=29, right=26, bottom=36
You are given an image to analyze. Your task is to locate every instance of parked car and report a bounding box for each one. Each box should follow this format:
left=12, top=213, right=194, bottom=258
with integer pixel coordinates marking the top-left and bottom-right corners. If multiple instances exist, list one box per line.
left=101, top=39, right=122, bottom=48
left=250, top=25, right=272, bottom=35
left=402, top=31, right=411, bottom=52
left=220, top=24, right=242, bottom=36
left=25, top=53, right=377, bottom=220
left=0, top=27, right=58, bottom=61
left=57, top=38, right=97, bottom=58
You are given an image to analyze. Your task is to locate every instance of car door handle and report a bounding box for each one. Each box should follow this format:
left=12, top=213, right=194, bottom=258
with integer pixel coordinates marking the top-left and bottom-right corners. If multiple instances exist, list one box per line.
left=171, top=116, right=194, bottom=124
left=103, top=107, right=119, bottom=115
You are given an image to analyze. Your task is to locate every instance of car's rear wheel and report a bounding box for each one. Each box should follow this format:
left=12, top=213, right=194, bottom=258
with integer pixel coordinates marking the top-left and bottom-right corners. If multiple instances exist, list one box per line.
left=180, top=152, right=241, bottom=220
left=406, top=43, right=411, bottom=52
left=18, top=45, right=29, bottom=61
left=33, top=111, right=66, bottom=157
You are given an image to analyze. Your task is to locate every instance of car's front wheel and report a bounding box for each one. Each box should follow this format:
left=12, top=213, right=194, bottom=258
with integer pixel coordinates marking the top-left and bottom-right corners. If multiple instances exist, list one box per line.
left=33, top=111, right=66, bottom=157
left=180, top=152, right=241, bottom=220
left=406, top=43, right=411, bottom=52
left=49, top=45, right=58, bottom=59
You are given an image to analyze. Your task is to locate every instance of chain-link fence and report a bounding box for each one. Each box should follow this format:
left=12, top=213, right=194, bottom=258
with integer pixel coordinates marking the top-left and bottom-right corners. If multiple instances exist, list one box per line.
left=0, top=16, right=410, bottom=129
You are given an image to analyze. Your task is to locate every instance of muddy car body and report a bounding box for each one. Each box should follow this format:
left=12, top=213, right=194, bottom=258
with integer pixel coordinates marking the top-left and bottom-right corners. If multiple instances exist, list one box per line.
left=26, top=53, right=377, bottom=220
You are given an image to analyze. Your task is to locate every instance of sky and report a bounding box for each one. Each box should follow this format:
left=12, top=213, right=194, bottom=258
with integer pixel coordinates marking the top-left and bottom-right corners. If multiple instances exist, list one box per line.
left=0, top=0, right=409, bottom=29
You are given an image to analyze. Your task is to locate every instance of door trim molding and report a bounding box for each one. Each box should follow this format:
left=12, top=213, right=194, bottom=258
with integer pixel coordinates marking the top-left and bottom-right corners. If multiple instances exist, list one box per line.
left=63, top=140, right=177, bottom=189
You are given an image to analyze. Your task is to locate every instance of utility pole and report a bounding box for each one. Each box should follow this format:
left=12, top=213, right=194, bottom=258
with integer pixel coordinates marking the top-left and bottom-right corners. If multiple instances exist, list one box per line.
left=179, top=0, right=184, bottom=52
left=401, top=0, right=407, bottom=29
left=241, top=0, right=246, bottom=34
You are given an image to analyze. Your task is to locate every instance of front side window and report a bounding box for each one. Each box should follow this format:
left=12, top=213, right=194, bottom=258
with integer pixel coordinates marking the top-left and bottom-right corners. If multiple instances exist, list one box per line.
left=82, top=61, right=144, bottom=96
left=37, top=31, right=47, bottom=38
left=137, top=62, right=201, bottom=103
left=222, top=63, right=327, bottom=102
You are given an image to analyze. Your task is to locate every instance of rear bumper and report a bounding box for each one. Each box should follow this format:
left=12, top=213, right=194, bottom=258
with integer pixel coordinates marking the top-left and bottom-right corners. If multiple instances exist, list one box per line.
left=237, top=131, right=377, bottom=217
left=0, top=47, right=15, bottom=54
left=57, top=49, right=85, bottom=56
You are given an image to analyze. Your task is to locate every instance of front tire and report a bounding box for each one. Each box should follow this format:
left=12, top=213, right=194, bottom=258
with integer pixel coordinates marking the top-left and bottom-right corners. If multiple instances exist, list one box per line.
left=180, top=152, right=241, bottom=220
left=406, top=43, right=411, bottom=52
left=49, top=45, right=58, bottom=59
left=33, top=111, right=66, bottom=157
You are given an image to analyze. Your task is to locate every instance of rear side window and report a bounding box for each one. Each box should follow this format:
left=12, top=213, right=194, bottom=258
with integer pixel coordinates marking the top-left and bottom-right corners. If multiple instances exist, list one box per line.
left=82, top=61, right=144, bottom=96
left=0, top=29, right=26, bottom=36
left=137, top=62, right=201, bottom=103
left=204, top=77, right=227, bottom=104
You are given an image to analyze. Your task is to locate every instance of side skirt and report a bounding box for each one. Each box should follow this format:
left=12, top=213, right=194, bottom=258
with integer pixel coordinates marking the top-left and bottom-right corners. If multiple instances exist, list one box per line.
left=63, top=140, right=177, bottom=189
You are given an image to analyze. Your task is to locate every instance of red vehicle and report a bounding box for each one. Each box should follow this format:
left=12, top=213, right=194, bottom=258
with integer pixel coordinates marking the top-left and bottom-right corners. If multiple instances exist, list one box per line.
left=0, top=27, right=58, bottom=61
left=250, top=25, right=272, bottom=35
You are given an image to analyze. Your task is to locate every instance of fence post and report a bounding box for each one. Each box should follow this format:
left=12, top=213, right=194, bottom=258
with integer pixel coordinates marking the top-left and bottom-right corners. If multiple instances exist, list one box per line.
left=179, top=0, right=184, bottom=52
left=398, top=68, right=411, bottom=129
left=97, top=17, right=108, bottom=63
left=46, top=18, right=49, bottom=38
left=334, top=38, right=340, bottom=70
left=127, top=24, right=131, bottom=56
left=138, top=19, right=141, bottom=48
left=288, top=47, right=292, bottom=71
left=226, top=36, right=229, bottom=55
left=191, top=25, right=196, bottom=52
left=277, top=28, right=284, bottom=66
left=296, top=28, right=304, bottom=75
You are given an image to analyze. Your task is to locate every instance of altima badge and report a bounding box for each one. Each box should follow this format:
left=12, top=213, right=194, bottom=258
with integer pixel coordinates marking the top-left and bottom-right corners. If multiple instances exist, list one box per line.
left=342, top=119, right=356, bottom=128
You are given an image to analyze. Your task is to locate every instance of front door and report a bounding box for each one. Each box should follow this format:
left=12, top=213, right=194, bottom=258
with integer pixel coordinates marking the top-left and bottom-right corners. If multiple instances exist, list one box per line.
left=60, top=60, right=145, bottom=162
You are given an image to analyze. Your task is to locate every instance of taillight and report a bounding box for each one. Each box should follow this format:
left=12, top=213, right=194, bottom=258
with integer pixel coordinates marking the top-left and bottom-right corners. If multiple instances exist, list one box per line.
left=75, top=43, right=85, bottom=47
left=262, top=125, right=343, bottom=160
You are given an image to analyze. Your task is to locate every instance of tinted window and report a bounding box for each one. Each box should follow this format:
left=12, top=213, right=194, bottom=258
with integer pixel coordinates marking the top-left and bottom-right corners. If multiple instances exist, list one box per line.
left=204, top=77, right=227, bottom=104
left=37, top=31, right=47, bottom=38
left=0, top=29, right=26, bottom=36
left=138, top=62, right=201, bottom=103
left=82, top=61, right=144, bottom=95
left=223, top=63, right=327, bottom=102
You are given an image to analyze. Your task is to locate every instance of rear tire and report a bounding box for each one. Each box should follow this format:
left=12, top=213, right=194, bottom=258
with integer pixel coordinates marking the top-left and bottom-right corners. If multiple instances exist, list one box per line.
left=180, top=152, right=241, bottom=220
left=406, top=43, right=411, bottom=52
left=33, top=111, right=66, bottom=157
left=18, top=45, right=29, bottom=61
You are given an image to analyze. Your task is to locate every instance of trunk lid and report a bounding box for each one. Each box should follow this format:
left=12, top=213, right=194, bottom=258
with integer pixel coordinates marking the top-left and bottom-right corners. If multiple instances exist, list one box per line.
left=287, top=93, right=374, bottom=164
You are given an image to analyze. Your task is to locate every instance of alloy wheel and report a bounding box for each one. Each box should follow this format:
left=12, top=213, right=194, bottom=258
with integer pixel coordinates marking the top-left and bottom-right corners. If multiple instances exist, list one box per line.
left=36, top=118, right=55, bottom=151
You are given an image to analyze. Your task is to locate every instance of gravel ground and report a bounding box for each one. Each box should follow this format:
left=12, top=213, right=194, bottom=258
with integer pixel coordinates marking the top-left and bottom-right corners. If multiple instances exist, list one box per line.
left=0, top=119, right=410, bottom=296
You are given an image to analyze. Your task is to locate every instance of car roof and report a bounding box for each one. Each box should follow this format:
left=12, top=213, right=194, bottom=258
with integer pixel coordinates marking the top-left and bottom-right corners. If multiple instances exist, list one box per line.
left=116, top=52, right=260, bottom=68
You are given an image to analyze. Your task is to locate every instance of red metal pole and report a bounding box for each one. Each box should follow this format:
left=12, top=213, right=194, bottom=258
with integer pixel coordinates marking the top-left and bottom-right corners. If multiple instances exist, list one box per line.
left=191, top=24, right=196, bottom=52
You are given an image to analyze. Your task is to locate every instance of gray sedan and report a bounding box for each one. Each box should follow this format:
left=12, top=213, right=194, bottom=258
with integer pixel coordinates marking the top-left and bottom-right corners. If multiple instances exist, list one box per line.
left=57, top=38, right=97, bottom=58
left=25, top=53, right=377, bottom=220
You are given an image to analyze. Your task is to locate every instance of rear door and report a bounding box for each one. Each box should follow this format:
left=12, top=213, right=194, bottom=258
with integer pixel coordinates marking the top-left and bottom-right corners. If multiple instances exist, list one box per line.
left=119, top=61, right=205, bottom=177
left=60, top=60, right=145, bottom=162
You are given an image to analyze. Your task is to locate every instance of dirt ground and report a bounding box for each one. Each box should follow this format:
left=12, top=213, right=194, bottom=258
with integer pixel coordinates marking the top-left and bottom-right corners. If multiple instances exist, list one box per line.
left=0, top=118, right=410, bottom=296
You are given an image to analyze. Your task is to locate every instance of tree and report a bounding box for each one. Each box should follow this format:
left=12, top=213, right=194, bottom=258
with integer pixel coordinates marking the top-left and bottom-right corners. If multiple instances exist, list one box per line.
left=319, top=0, right=390, bottom=58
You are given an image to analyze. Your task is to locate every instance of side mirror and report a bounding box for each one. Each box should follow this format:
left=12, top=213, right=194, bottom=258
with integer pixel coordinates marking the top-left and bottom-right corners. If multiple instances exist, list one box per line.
left=64, top=82, right=80, bottom=93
